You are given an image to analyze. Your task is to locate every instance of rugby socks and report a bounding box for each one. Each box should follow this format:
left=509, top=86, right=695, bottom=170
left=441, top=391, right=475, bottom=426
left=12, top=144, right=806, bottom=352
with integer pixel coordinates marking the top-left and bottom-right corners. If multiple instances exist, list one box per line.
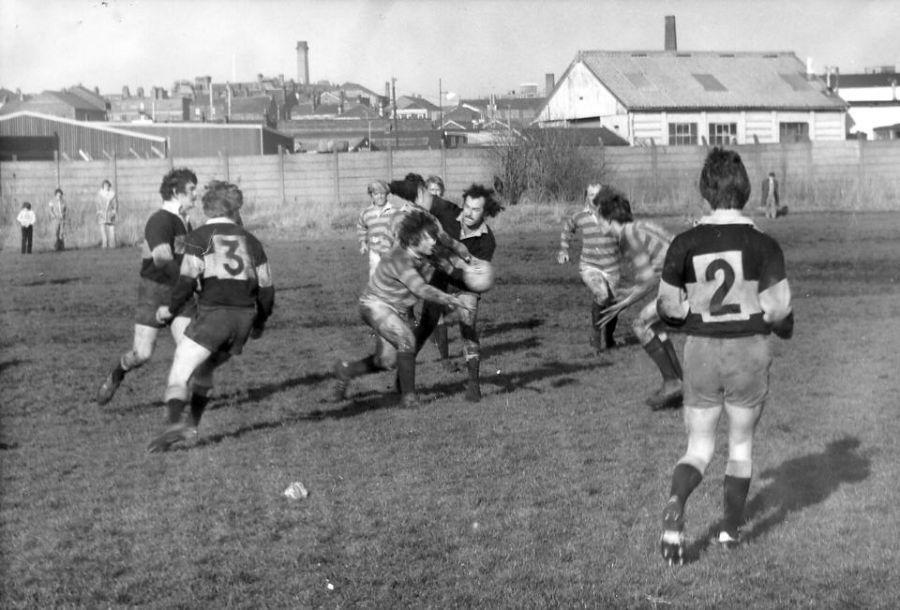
left=434, top=323, right=450, bottom=360
left=661, top=338, right=683, bottom=379
left=590, top=303, right=604, bottom=349
left=602, top=297, right=618, bottom=348
left=723, top=475, right=751, bottom=535
left=644, top=336, right=680, bottom=382
left=465, top=357, right=481, bottom=402
left=189, top=394, right=210, bottom=428
left=396, top=352, right=416, bottom=396
left=670, top=463, right=703, bottom=506
left=165, top=398, right=186, bottom=425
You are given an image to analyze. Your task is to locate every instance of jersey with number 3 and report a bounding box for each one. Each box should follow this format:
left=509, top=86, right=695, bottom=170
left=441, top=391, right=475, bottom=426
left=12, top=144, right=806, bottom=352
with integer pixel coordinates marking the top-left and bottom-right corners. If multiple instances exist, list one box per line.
left=171, top=219, right=274, bottom=316
left=659, top=218, right=790, bottom=337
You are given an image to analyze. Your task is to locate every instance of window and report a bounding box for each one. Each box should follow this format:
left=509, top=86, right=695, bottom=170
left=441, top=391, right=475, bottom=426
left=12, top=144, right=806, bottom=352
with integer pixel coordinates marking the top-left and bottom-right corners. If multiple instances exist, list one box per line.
left=668, top=122, right=698, bottom=145
left=692, top=73, right=727, bottom=91
left=779, top=122, right=809, bottom=142
left=709, top=122, right=737, bottom=145
left=779, top=73, right=810, bottom=91
left=625, top=72, right=652, bottom=89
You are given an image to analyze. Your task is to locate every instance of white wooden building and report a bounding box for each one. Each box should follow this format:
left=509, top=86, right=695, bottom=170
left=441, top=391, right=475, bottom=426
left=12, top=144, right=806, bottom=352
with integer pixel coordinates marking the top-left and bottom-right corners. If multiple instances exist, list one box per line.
left=830, top=68, right=900, bottom=139
left=536, top=51, right=848, bottom=146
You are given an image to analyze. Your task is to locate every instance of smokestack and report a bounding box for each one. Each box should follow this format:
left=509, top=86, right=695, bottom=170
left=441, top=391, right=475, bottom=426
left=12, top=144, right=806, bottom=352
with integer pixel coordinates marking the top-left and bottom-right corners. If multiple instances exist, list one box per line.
left=664, top=15, right=677, bottom=52
left=545, top=73, right=555, bottom=96
left=296, top=41, right=310, bottom=85
left=806, top=57, right=814, bottom=79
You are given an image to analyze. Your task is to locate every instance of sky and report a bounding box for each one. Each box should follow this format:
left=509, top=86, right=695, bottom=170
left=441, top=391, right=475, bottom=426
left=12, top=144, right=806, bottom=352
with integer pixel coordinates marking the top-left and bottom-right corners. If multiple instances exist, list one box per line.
left=1, top=0, right=898, bottom=102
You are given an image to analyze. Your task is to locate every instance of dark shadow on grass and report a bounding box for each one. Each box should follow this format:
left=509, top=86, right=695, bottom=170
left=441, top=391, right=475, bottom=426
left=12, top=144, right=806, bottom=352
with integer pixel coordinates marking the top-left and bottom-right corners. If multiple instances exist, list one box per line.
left=480, top=316, right=544, bottom=338
left=0, top=359, right=26, bottom=375
left=17, top=276, right=90, bottom=287
left=482, top=336, right=541, bottom=358
left=683, top=436, right=869, bottom=563
left=422, top=359, right=613, bottom=398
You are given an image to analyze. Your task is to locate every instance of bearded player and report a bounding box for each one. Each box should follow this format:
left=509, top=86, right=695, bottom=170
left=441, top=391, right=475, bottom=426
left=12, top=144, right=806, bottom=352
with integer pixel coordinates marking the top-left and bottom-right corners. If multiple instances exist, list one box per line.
left=96, top=168, right=199, bottom=406
left=656, top=148, right=793, bottom=564
left=594, top=188, right=683, bottom=410
left=414, top=183, right=504, bottom=402
left=332, top=210, right=471, bottom=409
left=558, top=183, right=622, bottom=354
left=147, top=180, right=274, bottom=452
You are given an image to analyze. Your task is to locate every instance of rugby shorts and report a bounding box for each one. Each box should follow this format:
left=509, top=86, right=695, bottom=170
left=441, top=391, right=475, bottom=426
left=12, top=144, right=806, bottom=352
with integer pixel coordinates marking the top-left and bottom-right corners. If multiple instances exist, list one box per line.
left=683, top=334, right=772, bottom=409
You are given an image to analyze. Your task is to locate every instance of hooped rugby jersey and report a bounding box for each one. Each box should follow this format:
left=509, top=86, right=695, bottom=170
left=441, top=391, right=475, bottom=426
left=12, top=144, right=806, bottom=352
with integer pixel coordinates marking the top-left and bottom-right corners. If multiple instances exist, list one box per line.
left=357, top=202, right=396, bottom=256
left=560, top=207, right=621, bottom=274
left=658, top=212, right=792, bottom=338
left=170, top=219, right=275, bottom=324
left=362, top=246, right=455, bottom=312
left=140, top=208, right=191, bottom=284
left=622, top=219, right=672, bottom=274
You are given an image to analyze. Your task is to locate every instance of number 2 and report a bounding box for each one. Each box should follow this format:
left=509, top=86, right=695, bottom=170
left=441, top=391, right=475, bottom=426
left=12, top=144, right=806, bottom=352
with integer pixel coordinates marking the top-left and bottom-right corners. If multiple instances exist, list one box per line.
left=705, top=259, right=741, bottom=316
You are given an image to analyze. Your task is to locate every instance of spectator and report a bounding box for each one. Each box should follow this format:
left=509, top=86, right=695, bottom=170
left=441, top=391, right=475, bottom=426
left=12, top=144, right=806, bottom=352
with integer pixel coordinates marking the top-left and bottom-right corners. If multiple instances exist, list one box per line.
left=96, top=179, right=118, bottom=248
left=760, top=172, right=779, bottom=219
left=17, top=202, right=36, bottom=254
left=48, top=188, right=67, bottom=251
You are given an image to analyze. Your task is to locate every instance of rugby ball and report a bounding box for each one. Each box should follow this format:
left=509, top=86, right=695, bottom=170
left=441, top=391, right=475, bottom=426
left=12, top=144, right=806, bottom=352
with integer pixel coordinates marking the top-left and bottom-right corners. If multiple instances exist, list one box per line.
left=463, top=259, right=495, bottom=293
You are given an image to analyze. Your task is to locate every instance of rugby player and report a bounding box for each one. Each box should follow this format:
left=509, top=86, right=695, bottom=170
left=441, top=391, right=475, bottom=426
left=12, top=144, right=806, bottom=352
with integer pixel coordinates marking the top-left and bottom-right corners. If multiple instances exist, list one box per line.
left=594, top=188, right=684, bottom=410
left=332, top=210, right=472, bottom=409
left=356, top=180, right=395, bottom=277
left=95, top=168, right=199, bottom=406
left=414, top=183, right=504, bottom=402
left=148, top=180, right=274, bottom=452
left=558, top=183, right=622, bottom=354
left=656, top=148, right=793, bottom=564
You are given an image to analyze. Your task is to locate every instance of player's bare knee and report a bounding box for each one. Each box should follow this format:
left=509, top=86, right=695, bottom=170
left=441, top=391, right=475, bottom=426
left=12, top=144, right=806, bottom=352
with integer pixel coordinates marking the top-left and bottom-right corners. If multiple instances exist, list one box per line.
left=122, top=348, right=151, bottom=370
left=678, top=454, right=711, bottom=476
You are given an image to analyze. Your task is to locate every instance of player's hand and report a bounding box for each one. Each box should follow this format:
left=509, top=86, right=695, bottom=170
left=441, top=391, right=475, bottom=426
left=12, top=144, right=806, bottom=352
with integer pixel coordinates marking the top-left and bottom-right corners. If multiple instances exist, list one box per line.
left=250, top=325, right=265, bottom=340
left=359, top=244, right=368, bottom=254
left=557, top=250, right=569, bottom=265
left=448, top=296, right=475, bottom=316
left=155, top=305, right=173, bottom=324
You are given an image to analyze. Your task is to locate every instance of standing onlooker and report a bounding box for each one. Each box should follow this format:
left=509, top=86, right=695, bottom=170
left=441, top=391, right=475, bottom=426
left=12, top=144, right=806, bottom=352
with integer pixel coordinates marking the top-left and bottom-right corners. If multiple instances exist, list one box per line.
left=558, top=183, right=623, bottom=354
left=17, top=202, right=36, bottom=254
left=356, top=180, right=395, bottom=277
left=656, top=148, right=794, bottom=565
left=48, top=188, right=67, bottom=251
left=95, top=167, right=199, bottom=406
left=96, top=179, right=118, bottom=248
left=760, top=171, right=779, bottom=219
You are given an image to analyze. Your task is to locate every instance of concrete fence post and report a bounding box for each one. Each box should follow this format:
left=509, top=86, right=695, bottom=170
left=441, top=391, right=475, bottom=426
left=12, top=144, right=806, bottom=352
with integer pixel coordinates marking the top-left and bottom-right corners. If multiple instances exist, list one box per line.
left=278, top=145, right=286, bottom=206
left=333, top=151, right=341, bottom=205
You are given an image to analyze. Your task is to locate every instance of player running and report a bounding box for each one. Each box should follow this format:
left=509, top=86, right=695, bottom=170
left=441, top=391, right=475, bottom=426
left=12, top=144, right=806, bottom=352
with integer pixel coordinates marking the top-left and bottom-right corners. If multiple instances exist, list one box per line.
left=95, top=168, right=199, bottom=406
left=356, top=180, right=395, bottom=277
left=593, top=188, right=684, bottom=410
left=558, top=183, right=622, bottom=354
left=147, top=180, right=274, bottom=452
left=656, top=148, right=793, bottom=564
left=332, top=210, right=472, bottom=409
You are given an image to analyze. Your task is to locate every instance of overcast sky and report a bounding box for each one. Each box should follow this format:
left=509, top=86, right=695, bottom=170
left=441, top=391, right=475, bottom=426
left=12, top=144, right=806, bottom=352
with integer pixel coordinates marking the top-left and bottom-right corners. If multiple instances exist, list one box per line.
left=1, top=0, right=897, bottom=101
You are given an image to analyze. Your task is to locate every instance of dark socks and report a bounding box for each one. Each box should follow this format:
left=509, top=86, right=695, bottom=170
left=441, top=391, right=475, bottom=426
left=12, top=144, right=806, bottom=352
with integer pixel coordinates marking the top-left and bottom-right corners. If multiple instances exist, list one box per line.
left=723, top=475, right=751, bottom=533
left=189, top=394, right=210, bottom=428
left=434, top=324, right=449, bottom=360
left=396, top=352, right=416, bottom=397
left=661, top=338, right=683, bottom=379
left=644, top=336, right=680, bottom=382
left=670, top=463, right=703, bottom=506
left=165, top=398, right=186, bottom=425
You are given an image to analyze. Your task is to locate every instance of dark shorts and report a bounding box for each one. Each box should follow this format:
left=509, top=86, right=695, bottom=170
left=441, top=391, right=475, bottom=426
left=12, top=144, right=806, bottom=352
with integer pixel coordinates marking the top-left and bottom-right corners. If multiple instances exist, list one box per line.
left=134, top=277, right=197, bottom=328
left=185, top=306, right=256, bottom=355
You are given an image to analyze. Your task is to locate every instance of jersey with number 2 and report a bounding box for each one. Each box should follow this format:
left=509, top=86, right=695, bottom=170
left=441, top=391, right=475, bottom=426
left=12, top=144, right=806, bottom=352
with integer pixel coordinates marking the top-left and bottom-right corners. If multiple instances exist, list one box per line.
left=660, top=222, right=788, bottom=337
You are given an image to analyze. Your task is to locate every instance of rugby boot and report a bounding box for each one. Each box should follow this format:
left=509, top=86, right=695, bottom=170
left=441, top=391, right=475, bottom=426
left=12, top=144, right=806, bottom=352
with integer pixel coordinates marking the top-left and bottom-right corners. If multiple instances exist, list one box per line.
left=147, top=423, right=198, bottom=453
left=660, top=496, right=686, bottom=566
left=399, top=393, right=421, bottom=409
left=646, top=380, right=683, bottom=411
left=96, top=364, right=125, bottom=405
left=715, top=529, right=741, bottom=550
left=332, top=360, right=351, bottom=402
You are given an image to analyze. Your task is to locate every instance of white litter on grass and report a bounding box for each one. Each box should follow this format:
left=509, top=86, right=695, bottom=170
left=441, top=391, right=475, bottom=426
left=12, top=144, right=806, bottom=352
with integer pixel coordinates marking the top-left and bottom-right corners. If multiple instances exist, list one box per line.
left=326, top=582, right=334, bottom=591
left=283, top=481, right=308, bottom=500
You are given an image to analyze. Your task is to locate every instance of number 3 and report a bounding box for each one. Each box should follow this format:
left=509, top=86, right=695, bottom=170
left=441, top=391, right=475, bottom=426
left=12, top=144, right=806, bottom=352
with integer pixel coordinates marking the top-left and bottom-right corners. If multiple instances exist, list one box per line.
left=220, top=238, right=244, bottom=276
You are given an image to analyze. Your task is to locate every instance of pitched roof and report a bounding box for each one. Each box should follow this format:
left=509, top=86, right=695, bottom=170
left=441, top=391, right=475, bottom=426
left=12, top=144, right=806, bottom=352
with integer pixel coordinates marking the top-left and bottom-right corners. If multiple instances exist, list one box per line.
left=574, top=51, right=846, bottom=111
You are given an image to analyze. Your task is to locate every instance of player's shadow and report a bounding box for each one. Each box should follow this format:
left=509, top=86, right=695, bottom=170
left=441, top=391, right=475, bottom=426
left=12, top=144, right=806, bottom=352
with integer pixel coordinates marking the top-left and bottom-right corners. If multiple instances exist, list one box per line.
left=17, top=276, right=89, bottom=287
left=480, top=317, right=544, bottom=338
left=0, top=359, right=25, bottom=375
left=685, top=436, right=869, bottom=562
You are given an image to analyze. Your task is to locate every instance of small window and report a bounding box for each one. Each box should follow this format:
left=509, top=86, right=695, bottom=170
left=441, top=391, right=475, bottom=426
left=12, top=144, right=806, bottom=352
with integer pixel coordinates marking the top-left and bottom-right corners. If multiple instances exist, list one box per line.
left=668, top=122, right=698, bottom=145
left=779, top=122, right=809, bottom=142
left=779, top=73, right=810, bottom=91
left=625, top=72, right=652, bottom=88
left=709, top=123, right=737, bottom=145
left=692, top=73, right=727, bottom=92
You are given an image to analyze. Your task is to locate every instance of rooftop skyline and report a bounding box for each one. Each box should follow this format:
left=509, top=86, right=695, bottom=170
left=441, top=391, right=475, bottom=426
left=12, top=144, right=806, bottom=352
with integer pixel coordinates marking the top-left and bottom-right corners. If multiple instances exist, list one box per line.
left=1, top=0, right=898, bottom=103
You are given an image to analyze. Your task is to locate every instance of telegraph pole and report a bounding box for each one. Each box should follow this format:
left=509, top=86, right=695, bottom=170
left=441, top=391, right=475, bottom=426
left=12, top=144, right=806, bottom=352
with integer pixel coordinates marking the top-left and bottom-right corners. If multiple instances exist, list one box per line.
left=391, top=77, right=399, bottom=148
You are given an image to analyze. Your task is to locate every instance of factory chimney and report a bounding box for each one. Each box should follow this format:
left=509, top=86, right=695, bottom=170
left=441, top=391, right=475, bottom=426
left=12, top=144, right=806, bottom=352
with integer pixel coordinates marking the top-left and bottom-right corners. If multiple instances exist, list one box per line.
left=296, top=41, right=310, bottom=85
left=545, top=73, right=555, bottom=96
left=664, top=15, right=677, bottom=52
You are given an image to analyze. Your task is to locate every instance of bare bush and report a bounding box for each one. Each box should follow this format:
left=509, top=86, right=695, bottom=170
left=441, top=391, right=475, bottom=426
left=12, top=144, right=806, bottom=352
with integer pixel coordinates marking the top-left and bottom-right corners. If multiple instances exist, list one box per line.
left=490, top=128, right=607, bottom=205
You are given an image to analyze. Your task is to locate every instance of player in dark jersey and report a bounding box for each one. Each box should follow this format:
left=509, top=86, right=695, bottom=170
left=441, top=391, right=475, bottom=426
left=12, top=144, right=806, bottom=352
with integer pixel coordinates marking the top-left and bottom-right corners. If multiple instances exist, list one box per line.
left=414, top=183, right=504, bottom=402
left=594, top=188, right=684, bottom=410
left=332, top=210, right=472, bottom=409
left=147, top=180, right=275, bottom=452
left=95, top=168, right=198, bottom=405
left=656, top=148, right=794, bottom=564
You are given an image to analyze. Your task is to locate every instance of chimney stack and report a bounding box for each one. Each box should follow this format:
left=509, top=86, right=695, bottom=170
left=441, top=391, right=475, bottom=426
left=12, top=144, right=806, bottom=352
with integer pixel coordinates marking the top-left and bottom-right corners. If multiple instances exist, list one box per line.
left=296, top=41, right=310, bottom=85
left=664, top=15, right=677, bottom=52
left=545, top=73, right=555, bottom=96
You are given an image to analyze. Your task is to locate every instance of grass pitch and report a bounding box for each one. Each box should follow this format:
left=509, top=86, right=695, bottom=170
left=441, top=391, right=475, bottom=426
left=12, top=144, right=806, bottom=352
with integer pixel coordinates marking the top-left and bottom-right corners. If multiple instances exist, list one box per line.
left=1, top=212, right=899, bottom=608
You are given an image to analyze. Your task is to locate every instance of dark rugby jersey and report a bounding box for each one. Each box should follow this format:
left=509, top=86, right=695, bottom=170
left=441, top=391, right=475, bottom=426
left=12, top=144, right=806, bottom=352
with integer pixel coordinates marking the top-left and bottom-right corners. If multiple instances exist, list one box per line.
left=170, top=219, right=275, bottom=325
left=433, top=200, right=497, bottom=263
left=139, top=208, right=191, bottom=284
left=658, top=212, right=792, bottom=337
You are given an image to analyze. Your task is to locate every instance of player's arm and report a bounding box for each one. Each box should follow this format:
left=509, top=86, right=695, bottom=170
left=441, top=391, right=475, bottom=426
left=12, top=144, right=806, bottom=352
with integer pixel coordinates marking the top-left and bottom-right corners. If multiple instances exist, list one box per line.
left=399, top=266, right=468, bottom=310
left=169, top=250, right=204, bottom=316
left=558, top=215, right=577, bottom=263
left=356, top=210, right=368, bottom=253
left=145, top=216, right=181, bottom=281
left=435, top=225, right=471, bottom=263
left=253, top=260, right=275, bottom=333
left=758, top=241, right=793, bottom=339
left=656, top=235, right=689, bottom=327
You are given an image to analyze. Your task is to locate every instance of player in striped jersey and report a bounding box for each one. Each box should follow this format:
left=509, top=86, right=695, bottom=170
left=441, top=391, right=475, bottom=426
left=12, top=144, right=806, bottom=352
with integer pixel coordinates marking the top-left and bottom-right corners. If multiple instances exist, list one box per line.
left=558, top=183, right=622, bottom=354
left=656, top=148, right=793, bottom=563
left=332, top=210, right=472, bottom=409
left=357, top=180, right=396, bottom=277
left=147, top=180, right=275, bottom=452
left=594, top=188, right=684, bottom=410
left=95, top=167, right=198, bottom=406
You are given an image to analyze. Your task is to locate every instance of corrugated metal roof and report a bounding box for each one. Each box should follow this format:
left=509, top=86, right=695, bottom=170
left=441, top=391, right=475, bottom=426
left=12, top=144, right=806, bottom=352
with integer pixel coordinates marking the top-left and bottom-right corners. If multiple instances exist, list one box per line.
left=0, top=111, right=166, bottom=141
left=838, top=72, right=900, bottom=88
left=578, top=51, right=847, bottom=111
